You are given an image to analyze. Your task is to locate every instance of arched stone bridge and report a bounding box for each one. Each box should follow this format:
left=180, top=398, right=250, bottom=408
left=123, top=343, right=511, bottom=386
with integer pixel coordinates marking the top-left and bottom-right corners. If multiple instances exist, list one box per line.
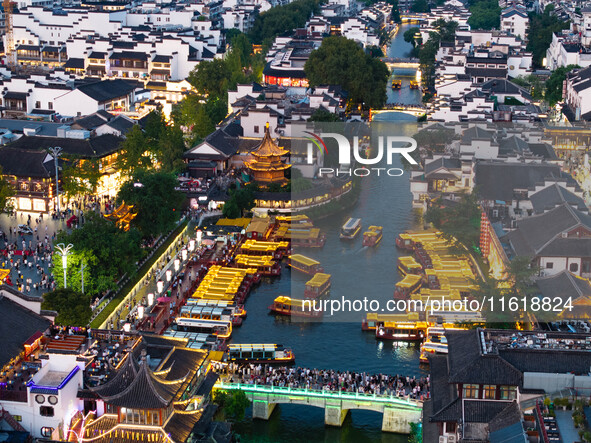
left=214, top=381, right=423, bottom=433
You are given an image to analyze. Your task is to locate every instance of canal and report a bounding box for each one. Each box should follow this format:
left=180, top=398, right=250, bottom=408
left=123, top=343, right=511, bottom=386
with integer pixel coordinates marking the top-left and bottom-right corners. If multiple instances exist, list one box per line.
left=230, top=25, right=425, bottom=442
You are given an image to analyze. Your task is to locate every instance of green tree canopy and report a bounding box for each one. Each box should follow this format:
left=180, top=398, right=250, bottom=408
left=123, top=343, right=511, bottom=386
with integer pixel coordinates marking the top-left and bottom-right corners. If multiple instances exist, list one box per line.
left=545, top=65, right=579, bottom=105
left=305, top=36, right=389, bottom=108
left=433, top=18, right=458, bottom=43
left=60, top=159, right=102, bottom=203
left=468, top=0, right=501, bottom=30
left=308, top=108, right=341, bottom=122
left=412, top=127, right=455, bottom=153
left=117, top=125, right=153, bottom=174
left=527, top=5, right=570, bottom=68
left=0, top=167, right=14, bottom=213
left=117, top=170, right=185, bottom=238
left=188, top=59, right=231, bottom=98
left=426, top=191, right=482, bottom=250
left=223, top=184, right=256, bottom=218
left=248, top=0, right=323, bottom=45
left=213, top=390, right=251, bottom=421
left=42, top=288, right=91, bottom=326
left=54, top=212, right=142, bottom=295
left=404, top=27, right=421, bottom=47
left=410, top=0, right=429, bottom=13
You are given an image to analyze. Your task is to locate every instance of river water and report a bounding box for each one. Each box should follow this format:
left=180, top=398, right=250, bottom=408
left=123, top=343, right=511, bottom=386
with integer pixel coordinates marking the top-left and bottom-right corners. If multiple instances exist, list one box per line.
left=231, top=25, right=424, bottom=442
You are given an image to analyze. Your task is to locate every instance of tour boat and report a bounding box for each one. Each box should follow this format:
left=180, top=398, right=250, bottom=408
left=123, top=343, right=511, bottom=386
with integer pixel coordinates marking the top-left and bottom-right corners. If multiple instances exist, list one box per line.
left=393, top=274, right=423, bottom=300
left=172, top=317, right=233, bottom=339
left=410, top=80, right=419, bottom=89
left=185, top=299, right=247, bottom=318
left=227, top=344, right=295, bottom=364
left=179, top=304, right=234, bottom=322
left=392, top=79, right=402, bottom=89
left=287, top=254, right=324, bottom=275
left=361, top=312, right=422, bottom=331
left=268, top=296, right=323, bottom=318
left=304, top=273, right=331, bottom=299
left=339, top=218, right=362, bottom=240
left=397, top=256, right=423, bottom=276
left=231, top=254, right=281, bottom=276
left=376, top=321, right=425, bottom=341
left=362, top=226, right=383, bottom=247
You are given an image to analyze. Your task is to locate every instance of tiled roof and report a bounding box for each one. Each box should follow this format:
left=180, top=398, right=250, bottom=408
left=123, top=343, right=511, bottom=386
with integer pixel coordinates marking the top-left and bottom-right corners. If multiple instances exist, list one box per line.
left=0, top=296, right=51, bottom=368
left=0, top=147, right=52, bottom=177
left=6, top=134, right=123, bottom=158
left=530, top=183, right=587, bottom=214
left=77, top=79, right=137, bottom=102
left=503, top=204, right=591, bottom=257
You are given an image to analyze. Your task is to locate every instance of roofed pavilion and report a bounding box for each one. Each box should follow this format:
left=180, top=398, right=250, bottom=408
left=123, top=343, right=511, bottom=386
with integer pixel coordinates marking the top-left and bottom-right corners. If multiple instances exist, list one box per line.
left=245, top=124, right=290, bottom=184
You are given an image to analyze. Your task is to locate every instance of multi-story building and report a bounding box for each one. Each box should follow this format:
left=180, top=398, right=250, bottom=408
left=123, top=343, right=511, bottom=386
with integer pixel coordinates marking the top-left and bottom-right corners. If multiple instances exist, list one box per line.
left=427, top=328, right=591, bottom=442
left=500, top=5, right=529, bottom=40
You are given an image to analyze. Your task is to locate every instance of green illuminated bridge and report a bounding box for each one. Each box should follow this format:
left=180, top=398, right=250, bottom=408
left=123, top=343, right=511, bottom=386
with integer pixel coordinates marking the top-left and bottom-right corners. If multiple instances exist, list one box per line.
left=214, top=381, right=423, bottom=433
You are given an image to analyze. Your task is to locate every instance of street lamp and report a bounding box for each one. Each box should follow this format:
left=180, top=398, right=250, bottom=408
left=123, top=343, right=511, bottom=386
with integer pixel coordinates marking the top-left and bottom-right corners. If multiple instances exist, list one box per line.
left=55, top=243, right=73, bottom=289
left=157, top=280, right=164, bottom=293
left=147, top=292, right=154, bottom=306
left=166, top=269, right=172, bottom=282
left=174, top=258, right=180, bottom=272
left=181, top=249, right=188, bottom=261
left=80, top=261, right=88, bottom=294
left=47, top=146, right=62, bottom=214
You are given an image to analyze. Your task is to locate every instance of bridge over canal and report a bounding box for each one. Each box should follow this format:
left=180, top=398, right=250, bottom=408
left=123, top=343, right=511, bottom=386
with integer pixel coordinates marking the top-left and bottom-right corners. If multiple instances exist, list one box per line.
left=381, top=57, right=420, bottom=70
left=214, top=381, right=423, bottom=433
left=370, top=105, right=428, bottom=119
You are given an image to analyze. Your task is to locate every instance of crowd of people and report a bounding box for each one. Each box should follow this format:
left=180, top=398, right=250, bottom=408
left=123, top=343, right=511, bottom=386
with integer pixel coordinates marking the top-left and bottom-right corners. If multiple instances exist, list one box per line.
left=0, top=214, right=58, bottom=293
left=225, top=364, right=430, bottom=400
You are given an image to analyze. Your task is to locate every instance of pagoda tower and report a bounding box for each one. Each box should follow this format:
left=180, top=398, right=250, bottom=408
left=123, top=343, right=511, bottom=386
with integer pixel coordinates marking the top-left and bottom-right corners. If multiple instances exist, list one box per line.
left=245, top=123, right=290, bottom=184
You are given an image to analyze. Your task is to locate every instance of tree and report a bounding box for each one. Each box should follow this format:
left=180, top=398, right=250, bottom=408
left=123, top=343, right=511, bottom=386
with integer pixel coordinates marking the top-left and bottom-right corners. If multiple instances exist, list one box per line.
left=511, top=75, right=545, bottom=100
left=42, top=288, right=91, bottom=326
left=117, top=125, right=153, bottom=174
left=223, top=185, right=256, bottom=218
left=426, top=191, right=481, bottom=250
left=60, top=159, right=102, bottom=203
left=213, top=390, right=251, bottom=421
left=527, top=5, right=570, bottom=67
left=468, top=0, right=501, bottom=31
left=418, top=34, right=439, bottom=89
left=305, top=36, right=390, bottom=108
left=390, top=0, right=401, bottom=22
left=504, top=256, right=537, bottom=298
left=0, top=166, right=14, bottom=213
left=404, top=27, right=421, bottom=47
left=157, top=125, right=186, bottom=173
left=54, top=212, right=143, bottom=295
left=412, top=127, right=455, bottom=153
left=117, top=170, right=185, bottom=238
left=222, top=199, right=241, bottom=218
left=308, top=108, right=341, bottom=122
left=433, top=19, right=458, bottom=43
left=410, top=0, right=429, bottom=13
left=545, top=65, right=579, bottom=105
left=248, top=0, right=322, bottom=45
left=188, top=59, right=231, bottom=98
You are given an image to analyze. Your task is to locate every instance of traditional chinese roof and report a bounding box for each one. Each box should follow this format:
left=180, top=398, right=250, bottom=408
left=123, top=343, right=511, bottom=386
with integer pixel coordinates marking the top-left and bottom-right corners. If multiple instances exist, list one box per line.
left=93, top=352, right=188, bottom=409
left=104, top=202, right=136, bottom=231
left=250, top=124, right=289, bottom=157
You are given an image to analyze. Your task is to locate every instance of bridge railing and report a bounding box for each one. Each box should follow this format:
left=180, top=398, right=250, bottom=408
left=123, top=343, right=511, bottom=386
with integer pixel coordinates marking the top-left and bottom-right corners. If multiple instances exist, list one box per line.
left=215, top=381, right=423, bottom=409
